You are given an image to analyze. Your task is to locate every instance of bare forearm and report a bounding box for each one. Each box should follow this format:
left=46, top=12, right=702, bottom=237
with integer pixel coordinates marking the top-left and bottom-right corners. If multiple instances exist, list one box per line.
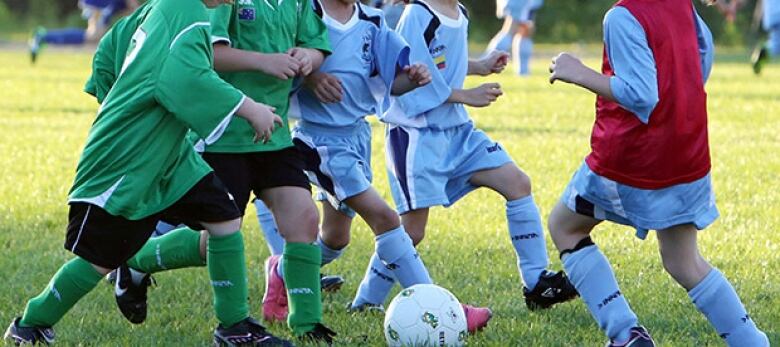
left=467, top=59, right=488, bottom=76
left=303, top=48, right=325, bottom=72
left=447, top=89, right=467, bottom=104
left=569, top=67, right=616, bottom=101
left=213, top=44, right=264, bottom=72
left=391, top=75, right=416, bottom=95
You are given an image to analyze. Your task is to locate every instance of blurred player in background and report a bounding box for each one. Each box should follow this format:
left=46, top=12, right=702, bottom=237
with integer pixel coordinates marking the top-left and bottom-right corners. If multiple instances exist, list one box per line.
left=486, top=0, right=543, bottom=75
left=28, top=0, right=140, bottom=63
left=753, top=0, right=780, bottom=74
left=371, top=0, right=405, bottom=28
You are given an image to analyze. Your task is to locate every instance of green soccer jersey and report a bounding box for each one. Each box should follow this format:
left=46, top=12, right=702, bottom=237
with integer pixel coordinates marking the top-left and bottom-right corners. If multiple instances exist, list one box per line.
left=206, top=0, right=330, bottom=153
left=69, top=0, right=245, bottom=220
left=84, top=1, right=152, bottom=103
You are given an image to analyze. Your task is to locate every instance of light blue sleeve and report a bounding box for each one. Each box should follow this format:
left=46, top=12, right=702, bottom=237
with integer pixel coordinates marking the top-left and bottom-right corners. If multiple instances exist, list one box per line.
left=694, top=11, right=714, bottom=84
left=373, top=20, right=410, bottom=114
left=604, top=7, right=658, bottom=124
left=394, top=8, right=452, bottom=117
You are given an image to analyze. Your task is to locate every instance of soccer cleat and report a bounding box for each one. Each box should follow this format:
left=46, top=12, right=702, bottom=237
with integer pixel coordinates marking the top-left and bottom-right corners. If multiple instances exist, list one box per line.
left=106, top=269, right=118, bottom=284
left=29, top=27, right=46, bottom=64
left=461, top=304, right=492, bottom=333
left=523, top=270, right=579, bottom=311
left=299, top=323, right=336, bottom=346
left=114, top=264, right=154, bottom=324
left=346, top=302, right=385, bottom=314
left=320, top=274, right=344, bottom=293
left=262, top=255, right=288, bottom=322
left=4, top=317, right=55, bottom=345
left=606, top=326, right=656, bottom=347
left=752, top=44, right=769, bottom=75
left=213, top=317, right=293, bottom=347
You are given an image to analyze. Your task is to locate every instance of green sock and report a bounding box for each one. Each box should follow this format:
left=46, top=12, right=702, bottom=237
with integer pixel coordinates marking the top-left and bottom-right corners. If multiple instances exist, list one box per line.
left=19, top=257, right=102, bottom=328
left=207, top=232, right=249, bottom=327
left=283, top=242, right=322, bottom=336
left=127, top=227, right=205, bottom=274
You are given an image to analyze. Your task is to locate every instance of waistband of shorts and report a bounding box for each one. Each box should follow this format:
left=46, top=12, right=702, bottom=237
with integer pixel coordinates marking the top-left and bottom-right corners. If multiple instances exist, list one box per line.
left=296, top=120, right=370, bottom=137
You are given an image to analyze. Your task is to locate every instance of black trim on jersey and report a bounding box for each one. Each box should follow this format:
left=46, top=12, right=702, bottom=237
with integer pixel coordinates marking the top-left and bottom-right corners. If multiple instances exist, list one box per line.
left=458, top=4, right=469, bottom=20
left=357, top=4, right=381, bottom=28
left=410, top=1, right=468, bottom=47
left=312, top=0, right=324, bottom=18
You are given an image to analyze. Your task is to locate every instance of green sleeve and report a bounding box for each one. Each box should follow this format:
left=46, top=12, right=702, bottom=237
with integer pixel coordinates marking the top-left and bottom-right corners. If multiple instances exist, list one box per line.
left=209, top=4, right=233, bottom=45
left=84, top=27, right=118, bottom=103
left=155, top=25, right=245, bottom=144
left=295, top=0, right=330, bottom=53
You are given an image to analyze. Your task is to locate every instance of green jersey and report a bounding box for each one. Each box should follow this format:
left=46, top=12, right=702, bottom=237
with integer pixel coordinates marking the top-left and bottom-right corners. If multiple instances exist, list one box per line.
left=69, top=0, right=245, bottom=220
left=83, top=2, right=152, bottom=103
left=207, top=0, right=330, bottom=153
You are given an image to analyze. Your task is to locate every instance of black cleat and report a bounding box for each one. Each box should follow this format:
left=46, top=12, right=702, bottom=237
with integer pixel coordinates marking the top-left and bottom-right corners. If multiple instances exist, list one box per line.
left=320, top=274, right=344, bottom=293
left=606, top=326, right=656, bottom=347
left=4, top=317, right=55, bottom=345
left=299, top=323, right=336, bottom=346
left=114, top=264, right=154, bottom=324
left=523, top=270, right=579, bottom=311
left=106, top=269, right=118, bottom=284
left=213, top=317, right=293, bottom=347
left=752, top=44, right=769, bottom=75
left=346, top=302, right=385, bottom=314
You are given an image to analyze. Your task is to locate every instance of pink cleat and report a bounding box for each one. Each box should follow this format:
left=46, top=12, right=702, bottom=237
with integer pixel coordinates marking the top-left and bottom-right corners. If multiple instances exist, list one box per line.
left=462, top=304, right=492, bottom=333
left=262, top=255, right=289, bottom=322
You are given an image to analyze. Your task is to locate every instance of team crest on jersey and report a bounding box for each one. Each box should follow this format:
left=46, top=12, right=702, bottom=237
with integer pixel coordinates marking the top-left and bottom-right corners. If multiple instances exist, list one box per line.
left=361, top=30, right=373, bottom=65
left=239, top=6, right=256, bottom=20
left=430, top=42, right=447, bottom=69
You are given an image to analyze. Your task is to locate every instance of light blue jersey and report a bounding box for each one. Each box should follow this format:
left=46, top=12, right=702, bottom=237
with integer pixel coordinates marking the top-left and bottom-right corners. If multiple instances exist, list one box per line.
left=562, top=5, right=718, bottom=238
left=764, top=0, right=780, bottom=30
left=496, top=0, right=543, bottom=21
left=381, top=1, right=471, bottom=130
left=291, top=1, right=409, bottom=128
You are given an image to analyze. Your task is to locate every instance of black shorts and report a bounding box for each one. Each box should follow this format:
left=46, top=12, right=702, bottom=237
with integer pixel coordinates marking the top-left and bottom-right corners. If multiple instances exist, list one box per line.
left=202, top=147, right=311, bottom=212
left=64, top=173, right=241, bottom=269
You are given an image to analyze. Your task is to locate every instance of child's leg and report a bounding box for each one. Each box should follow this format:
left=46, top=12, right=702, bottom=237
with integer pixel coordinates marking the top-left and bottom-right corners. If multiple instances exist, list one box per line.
left=657, top=225, right=769, bottom=346
left=469, top=163, right=548, bottom=289
left=512, top=23, right=533, bottom=75
left=260, top=187, right=322, bottom=336
left=549, top=202, right=639, bottom=343
left=486, top=18, right=518, bottom=54
left=19, top=258, right=107, bottom=328
left=42, top=28, right=86, bottom=45
left=319, top=202, right=351, bottom=266
left=126, top=227, right=206, bottom=275
left=201, top=219, right=251, bottom=328
left=769, top=26, right=780, bottom=57
left=254, top=199, right=285, bottom=256
left=351, top=207, right=430, bottom=308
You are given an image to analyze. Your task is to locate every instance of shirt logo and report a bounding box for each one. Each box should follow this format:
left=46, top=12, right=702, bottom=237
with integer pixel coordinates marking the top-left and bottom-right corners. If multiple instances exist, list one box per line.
left=361, top=30, right=373, bottom=65
left=239, top=7, right=256, bottom=21
left=430, top=44, right=447, bottom=70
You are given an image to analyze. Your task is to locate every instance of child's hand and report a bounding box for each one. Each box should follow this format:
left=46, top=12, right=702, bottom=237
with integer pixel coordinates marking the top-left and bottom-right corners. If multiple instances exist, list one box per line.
left=403, top=63, right=432, bottom=87
left=258, top=53, right=300, bottom=80
left=288, top=48, right=314, bottom=76
left=483, top=51, right=510, bottom=75
left=462, top=83, right=503, bottom=107
left=238, top=100, right=284, bottom=143
left=305, top=71, right=343, bottom=103
left=549, top=52, right=586, bottom=85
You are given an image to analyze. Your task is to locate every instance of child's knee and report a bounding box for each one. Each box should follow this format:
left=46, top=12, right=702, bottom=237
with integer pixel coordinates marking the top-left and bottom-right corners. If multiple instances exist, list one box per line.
left=369, top=208, right=401, bottom=234
left=321, top=224, right=350, bottom=250
left=660, top=251, right=711, bottom=289
left=504, top=168, right=533, bottom=200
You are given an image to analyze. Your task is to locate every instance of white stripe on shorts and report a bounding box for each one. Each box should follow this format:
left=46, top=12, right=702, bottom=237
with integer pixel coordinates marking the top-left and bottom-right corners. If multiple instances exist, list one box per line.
left=71, top=205, right=92, bottom=252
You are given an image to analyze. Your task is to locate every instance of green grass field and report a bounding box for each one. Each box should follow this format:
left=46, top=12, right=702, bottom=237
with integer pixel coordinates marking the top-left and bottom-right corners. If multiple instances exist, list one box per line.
left=0, top=49, right=778, bottom=346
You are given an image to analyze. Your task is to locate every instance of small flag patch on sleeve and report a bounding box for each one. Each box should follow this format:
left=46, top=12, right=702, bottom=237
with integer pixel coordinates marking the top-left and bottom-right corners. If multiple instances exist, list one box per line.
left=434, top=55, right=446, bottom=70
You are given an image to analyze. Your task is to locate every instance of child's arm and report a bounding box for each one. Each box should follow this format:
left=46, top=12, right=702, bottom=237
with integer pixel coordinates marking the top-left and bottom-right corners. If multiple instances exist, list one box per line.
left=447, top=83, right=503, bottom=107
left=392, top=63, right=432, bottom=95
left=304, top=71, right=343, bottom=103
left=287, top=47, right=325, bottom=77
left=550, top=7, right=658, bottom=124
left=212, top=44, right=302, bottom=80
left=468, top=51, right=510, bottom=76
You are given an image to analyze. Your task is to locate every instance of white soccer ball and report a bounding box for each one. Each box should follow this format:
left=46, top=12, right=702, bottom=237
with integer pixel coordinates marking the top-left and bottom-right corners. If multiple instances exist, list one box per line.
left=383, top=284, right=468, bottom=347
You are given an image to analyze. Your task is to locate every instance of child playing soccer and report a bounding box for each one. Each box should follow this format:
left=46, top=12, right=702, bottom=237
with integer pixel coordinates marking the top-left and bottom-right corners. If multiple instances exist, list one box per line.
left=548, top=0, right=770, bottom=345
left=3, top=0, right=290, bottom=345
left=753, top=0, right=780, bottom=74
left=486, top=0, right=544, bottom=75
left=351, top=0, right=578, bottom=317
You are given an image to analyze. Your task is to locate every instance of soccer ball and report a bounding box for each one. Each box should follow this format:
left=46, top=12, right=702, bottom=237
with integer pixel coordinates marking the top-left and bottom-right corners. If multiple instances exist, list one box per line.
left=383, top=284, right=468, bottom=347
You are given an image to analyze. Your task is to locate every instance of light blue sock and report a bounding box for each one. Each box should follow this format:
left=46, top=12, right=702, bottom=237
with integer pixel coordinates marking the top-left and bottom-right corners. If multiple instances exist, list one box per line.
left=351, top=253, right=397, bottom=307
left=689, top=268, right=769, bottom=346
left=255, top=199, right=285, bottom=256
left=506, top=196, right=548, bottom=290
left=563, top=244, right=637, bottom=343
left=487, top=31, right=513, bottom=54
left=515, top=37, right=533, bottom=75
left=43, top=28, right=85, bottom=45
left=317, top=236, right=344, bottom=266
left=375, top=226, right=432, bottom=287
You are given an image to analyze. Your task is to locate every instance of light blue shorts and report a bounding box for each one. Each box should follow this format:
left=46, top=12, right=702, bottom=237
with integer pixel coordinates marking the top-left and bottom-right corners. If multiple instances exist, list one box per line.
left=386, top=122, right=513, bottom=214
left=292, top=120, right=373, bottom=218
left=498, top=0, right=543, bottom=22
left=769, top=25, right=780, bottom=56
left=561, top=162, right=720, bottom=239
